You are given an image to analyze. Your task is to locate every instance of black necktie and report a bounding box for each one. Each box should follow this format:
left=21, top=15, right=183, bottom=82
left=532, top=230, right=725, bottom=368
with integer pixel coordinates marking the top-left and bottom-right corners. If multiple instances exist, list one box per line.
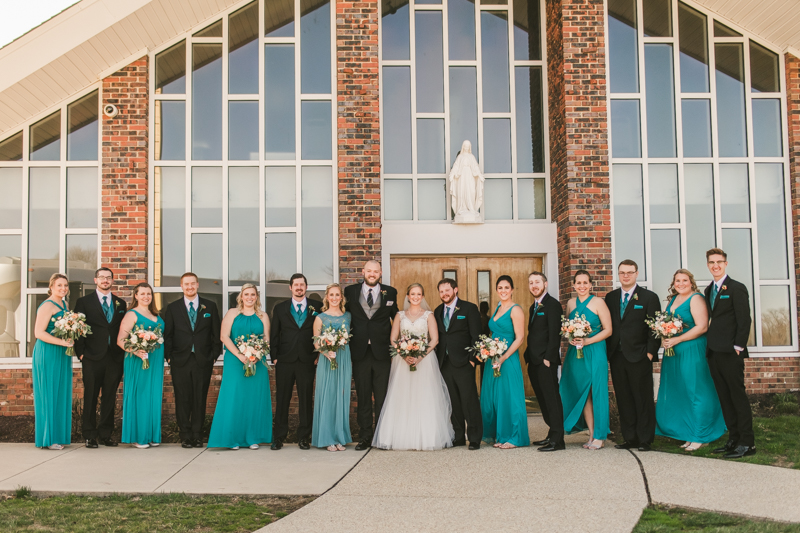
left=367, top=289, right=374, bottom=308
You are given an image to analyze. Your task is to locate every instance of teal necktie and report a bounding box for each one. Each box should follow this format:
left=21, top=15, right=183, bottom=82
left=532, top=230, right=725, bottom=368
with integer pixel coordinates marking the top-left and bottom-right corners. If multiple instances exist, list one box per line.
left=711, top=283, right=718, bottom=310
left=102, top=296, right=113, bottom=323
left=188, top=302, right=197, bottom=330
left=292, top=303, right=305, bottom=327
left=531, top=302, right=539, bottom=324
left=620, top=293, right=630, bottom=318
left=443, top=306, right=451, bottom=330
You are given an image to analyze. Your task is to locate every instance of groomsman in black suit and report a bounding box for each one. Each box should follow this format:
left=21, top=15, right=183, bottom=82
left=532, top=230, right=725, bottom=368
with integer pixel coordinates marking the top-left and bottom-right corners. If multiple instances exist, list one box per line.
left=524, top=272, right=565, bottom=452
left=270, top=273, right=323, bottom=450
left=434, top=278, right=482, bottom=450
left=344, top=260, right=399, bottom=450
left=704, top=248, right=756, bottom=459
left=163, top=272, right=222, bottom=448
left=74, top=268, right=127, bottom=448
left=605, top=259, right=661, bottom=452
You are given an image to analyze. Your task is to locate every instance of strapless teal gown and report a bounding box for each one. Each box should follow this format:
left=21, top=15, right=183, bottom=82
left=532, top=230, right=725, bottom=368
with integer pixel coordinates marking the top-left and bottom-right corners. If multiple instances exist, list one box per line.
left=122, top=311, right=165, bottom=445
left=656, top=294, right=726, bottom=443
left=208, top=313, right=272, bottom=448
left=312, top=312, right=353, bottom=448
left=480, top=304, right=530, bottom=447
left=560, top=295, right=610, bottom=440
left=33, top=299, right=73, bottom=448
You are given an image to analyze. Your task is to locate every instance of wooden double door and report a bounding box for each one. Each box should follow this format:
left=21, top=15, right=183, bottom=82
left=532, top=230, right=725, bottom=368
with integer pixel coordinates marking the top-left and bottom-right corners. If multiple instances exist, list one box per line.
left=390, top=255, right=543, bottom=396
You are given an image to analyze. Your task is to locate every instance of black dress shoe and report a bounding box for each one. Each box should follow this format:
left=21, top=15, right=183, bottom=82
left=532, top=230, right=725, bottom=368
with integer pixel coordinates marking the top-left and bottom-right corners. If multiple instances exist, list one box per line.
left=181, top=439, right=194, bottom=449
left=452, top=440, right=467, bottom=447
left=85, top=438, right=99, bottom=449
left=192, top=439, right=203, bottom=448
left=532, top=438, right=551, bottom=447
left=468, top=442, right=480, bottom=450
left=355, top=440, right=372, bottom=451
left=538, top=442, right=566, bottom=452
left=724, top=445, right=756, bottom=459
left=637, top=444, right=652, bottom=452
left=270, top=440, right=283, bottom=450
left=712, top=439, right=737, bottom=454
left=100, top=438, right=118, bottom=447
left=298, top=440, right=310, bottom=450
left=614, top=442, right=636, bottom=450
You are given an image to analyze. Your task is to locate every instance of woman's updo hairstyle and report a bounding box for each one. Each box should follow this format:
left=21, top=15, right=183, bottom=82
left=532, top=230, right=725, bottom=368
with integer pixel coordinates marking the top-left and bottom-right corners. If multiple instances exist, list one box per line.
left=573, top=269, right=592, bottom=283
left=495, top=275, right=514, bottom=289
left=47, top=273, right=69, bottom=297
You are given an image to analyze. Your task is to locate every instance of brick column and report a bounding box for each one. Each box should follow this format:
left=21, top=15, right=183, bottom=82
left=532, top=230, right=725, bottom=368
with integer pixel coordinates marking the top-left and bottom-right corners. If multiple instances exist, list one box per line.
left=336, top=0, right=381, bottom=285
left=786, top=53, right=800, bottom=344
left=101, top=57, right=149, bottom=296
left=547, top=0, right=612, bottom=301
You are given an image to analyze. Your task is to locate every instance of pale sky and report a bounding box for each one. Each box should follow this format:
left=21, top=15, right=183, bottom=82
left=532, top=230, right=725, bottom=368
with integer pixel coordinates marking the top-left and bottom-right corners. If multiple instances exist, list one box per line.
left=0, top=0, right=78, bottom=48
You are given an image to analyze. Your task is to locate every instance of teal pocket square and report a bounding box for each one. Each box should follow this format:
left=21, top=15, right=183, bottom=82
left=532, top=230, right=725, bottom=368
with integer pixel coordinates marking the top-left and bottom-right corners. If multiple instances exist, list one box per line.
left=456, top=316, right=465, bottom=319
left=634, top=305, right=644, bottom=310
left=537, top=312, right=545, bottom=316
left=203, top=313, right=211, bottom=318
left=720, top=295, right=730, bottom=299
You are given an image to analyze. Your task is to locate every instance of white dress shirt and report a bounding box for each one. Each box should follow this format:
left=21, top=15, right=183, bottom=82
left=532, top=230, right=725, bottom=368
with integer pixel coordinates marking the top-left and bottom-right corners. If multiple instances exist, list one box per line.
left=621, top=284, right=637, bottom=303
left=291, top=297, right=308, bottom=314
left=184, top=296, right=199, bottom=313
left=444, top=297, right=459, bottom=319
left=362, top=283, right=381, bottom=305
left=97, top=289, right=112, bottom=305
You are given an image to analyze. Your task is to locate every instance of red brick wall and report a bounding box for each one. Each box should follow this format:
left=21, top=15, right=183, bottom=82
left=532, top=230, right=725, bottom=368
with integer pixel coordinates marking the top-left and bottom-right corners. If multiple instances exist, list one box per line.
left=786, top=53, right=800, bottom=345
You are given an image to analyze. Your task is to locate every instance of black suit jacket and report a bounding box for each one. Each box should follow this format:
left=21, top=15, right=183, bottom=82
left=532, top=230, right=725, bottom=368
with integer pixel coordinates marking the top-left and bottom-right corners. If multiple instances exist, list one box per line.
left=434, top=298, right=482, bottom=368
left=704, top=276, right=751, bottom=358
left=269, top=298, right=323, bottom=364
left=344, top=283, right=399, bottom=361
left=524, top=293, right=563, bottom=366
left=73, top=292, right=127, bottom=362
left=605, top=286, right=662, bottom=363
left=162, top=297, right=222, bottom=367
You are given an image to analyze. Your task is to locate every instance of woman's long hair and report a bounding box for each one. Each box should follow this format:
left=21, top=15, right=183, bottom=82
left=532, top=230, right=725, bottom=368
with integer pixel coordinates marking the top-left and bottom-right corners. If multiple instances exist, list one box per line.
left=665, top=269, right=699, bottom=301
left=236, top=283, right=264, bottom=317
left=129, top=282, right=160, bottom=316
left=321, top=283, right=346, bottom=313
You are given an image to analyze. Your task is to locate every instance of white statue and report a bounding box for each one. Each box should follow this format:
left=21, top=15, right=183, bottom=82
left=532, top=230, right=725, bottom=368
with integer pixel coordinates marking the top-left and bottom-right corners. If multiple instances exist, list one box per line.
left=449, top=140, right=484, bottom=224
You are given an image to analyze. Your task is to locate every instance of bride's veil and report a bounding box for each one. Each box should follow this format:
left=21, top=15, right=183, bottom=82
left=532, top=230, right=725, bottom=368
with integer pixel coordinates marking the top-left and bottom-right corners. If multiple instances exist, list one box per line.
left=402, top=295, right=432, bottom=312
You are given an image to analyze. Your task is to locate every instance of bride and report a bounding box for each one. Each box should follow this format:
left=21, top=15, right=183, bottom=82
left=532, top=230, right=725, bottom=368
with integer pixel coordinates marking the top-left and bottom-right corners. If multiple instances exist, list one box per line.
left=373, top=283, right=455, bottom=451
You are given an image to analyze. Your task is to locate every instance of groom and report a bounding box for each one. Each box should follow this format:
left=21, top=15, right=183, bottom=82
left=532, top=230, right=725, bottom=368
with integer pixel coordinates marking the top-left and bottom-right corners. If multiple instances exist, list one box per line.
left=434, top=278, right=482, bottom=450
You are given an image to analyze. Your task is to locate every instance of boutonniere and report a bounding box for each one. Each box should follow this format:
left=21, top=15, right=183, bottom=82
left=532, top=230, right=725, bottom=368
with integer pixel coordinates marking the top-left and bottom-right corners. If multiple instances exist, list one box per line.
left=380, top=290, right=387, bottom=299
left=454, top=307, right=460, bottom=314
left=308, top=305, right=317, bottom=315
left=633, top=293, right=639, bottom=300
left=721, top=285, right=727, bottom=291
left=114, top=300, right=120, bottom=308
left=200, top=304, right=206, bottom=311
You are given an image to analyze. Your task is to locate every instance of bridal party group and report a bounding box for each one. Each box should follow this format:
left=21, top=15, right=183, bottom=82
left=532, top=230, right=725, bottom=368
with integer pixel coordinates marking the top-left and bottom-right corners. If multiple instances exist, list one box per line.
left=31, top=249, right=755, bottom=460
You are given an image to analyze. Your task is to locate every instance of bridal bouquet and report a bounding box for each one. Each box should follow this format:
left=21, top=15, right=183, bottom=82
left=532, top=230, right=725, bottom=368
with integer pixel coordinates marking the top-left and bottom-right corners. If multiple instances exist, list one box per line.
left=313, top=325, right=351, bottom=370
left=561, top=315, right=593, bottom=359
left=467, top=335, right=509, bottom=378
left=51, top=311, right=92, bottom=357
left=390, top=331, right=428, bottom=372
left=123, top=324, right=164, bottom=369
left=235, top=334, right=270, bottom=377
left=645, top=311, right=683, bottom=357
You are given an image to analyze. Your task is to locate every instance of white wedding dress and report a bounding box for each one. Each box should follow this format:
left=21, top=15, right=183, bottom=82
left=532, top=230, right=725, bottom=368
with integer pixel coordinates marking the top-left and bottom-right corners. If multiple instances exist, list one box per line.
left=372, top=311, right=455, bottom=451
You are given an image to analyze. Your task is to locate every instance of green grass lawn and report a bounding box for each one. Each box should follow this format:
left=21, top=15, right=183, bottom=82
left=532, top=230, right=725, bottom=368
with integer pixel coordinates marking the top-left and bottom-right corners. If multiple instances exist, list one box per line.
left=0, top=493, right=314, bottom=533
left=634, top=505, right=800, bottom=532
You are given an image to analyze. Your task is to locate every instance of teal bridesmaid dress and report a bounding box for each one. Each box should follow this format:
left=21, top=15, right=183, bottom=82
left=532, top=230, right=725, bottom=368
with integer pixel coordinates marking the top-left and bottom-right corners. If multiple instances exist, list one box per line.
left=33, top=299, right=73, bottom=448
left=656, top=293, right=726, bottom=443
left=122, top=311, right=165, bottom=445
left=208, top=313, right=272, bottom=448
left=480, top=304, right=530, bottom=447
left=312, top=312, right=353, bottom=448
left=560, top=295, right=610, bottom=440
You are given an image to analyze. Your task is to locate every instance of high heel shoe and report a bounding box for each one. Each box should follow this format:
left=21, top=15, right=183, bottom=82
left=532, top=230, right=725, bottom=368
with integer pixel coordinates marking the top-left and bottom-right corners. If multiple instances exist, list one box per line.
left=586, top=439, right=604, bottom=450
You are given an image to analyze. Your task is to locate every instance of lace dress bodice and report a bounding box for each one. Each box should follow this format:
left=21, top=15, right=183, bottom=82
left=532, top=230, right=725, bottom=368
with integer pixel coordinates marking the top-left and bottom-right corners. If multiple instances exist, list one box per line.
left=398, top=310, right=431, bottom=337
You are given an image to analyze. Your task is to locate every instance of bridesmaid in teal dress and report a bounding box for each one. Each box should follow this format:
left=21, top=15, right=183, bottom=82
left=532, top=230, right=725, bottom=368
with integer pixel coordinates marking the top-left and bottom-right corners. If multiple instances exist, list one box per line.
left=32, top=274, right=74, bottom=450
left=560, top=270, right=613, bottom=450
left=312, top=283, right=352, bottom=451
left=481, top=275, right=530, bottom=448
left=118, top=283, right=165, bottom=449
left=208, top=284, right=272, bottom=449
left=656, top=269, right=726, bottom=451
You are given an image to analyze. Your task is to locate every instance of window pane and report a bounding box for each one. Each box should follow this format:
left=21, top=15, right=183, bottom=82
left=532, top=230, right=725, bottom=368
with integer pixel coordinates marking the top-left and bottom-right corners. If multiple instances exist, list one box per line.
left=301, top=101, right=332, bottom=160
left=645, top=45, right=676, bottom=158
left=518, top=178, right=546, bottom=219
left=678, top=3, right=709, bottom=93
left=0, top=168, right=22, bottom=228
left=30, top=111, right=61, bottom=161
left=67, top=91, right=98, bottom=161
left=449, top=67, right=478, bottom=167
left=384, top=180, right=412, bottom=220
left=66, top=234, right=98, bottom=309
left=683, top=164, right=715, bottom=275
left=156, top=41, right=186, bottom=94
left=483, top=118, right=512, bottom=173
left=192, top=167, right=222, bottom=227
left=715, top=43, right=747, bottom=157
left=449, top=0, right=476, bottom=60
left=417, top=119, right=446, bottom=173
left=612, top=165, right=645, bottom=272
left=611, top=100, right=642, bottom=158
left=515, top=66, right=544, bottom=173
left=681, top=99, right=712, bottom=157
left=384, top=67, right=413, bottom=173
left=229, top=167, right=260, bottom=285
left=191, top=234, right=223, bottom=309
left=155, top=167, right=185, bottom=287
left=750, top=41, right=780, bottom=93
left=417, top=0, right=441, bottom=5
left=381, top=0, right=409, bottom=60
left=0, top=235, right=22, bottom=357
left=0, top=132, right=23, bottom=161
left=266, top=167, right=296, bottom=227
left=484, top=179, right=512, bottom=220
left=192, top=44, right=223, bottom=160
left=643, top=0, right=672, bottom=37
left=721, top=228, right=754, bottom=345
left=301, top=0, right=331, bottom=94
left=66, top=168, right=97, bottom=228
left=416, top=11, right=445, bottom=113
left=755, top=164, right=788, bottom=280
left=648, top=164, right=679, bottom=223
left=266, top=0, right=294, bottom=37
left=265, top=44, right=296, bottom=160
left=752, top=99, right=782, bottom=157
left=229, top=1, right=259, bottom=94
left=713, top=20, right=740, bottom=37
left=301, top=167, right=333, bottom=284
left=513, top=0, right=541, bottom=60
left=481, top=11, right=510, bottom=112
left=719, top=164, right=750, bottom=223
left=608, top=0, right=639, bottom=93
left=760, top=286, right=792, bottom=346
left=265, top=233, right=297, bottom=282
left=155, top=101, right=186, bottom=161
left=28, top=168, right=59, bottom=288
left=650, top=230, right=681, bottom=300
left=229, top=102, right=259, bottom=160
left=195, top=20, right=222, bottom=37
left=418, top=179, right=446, bottom=220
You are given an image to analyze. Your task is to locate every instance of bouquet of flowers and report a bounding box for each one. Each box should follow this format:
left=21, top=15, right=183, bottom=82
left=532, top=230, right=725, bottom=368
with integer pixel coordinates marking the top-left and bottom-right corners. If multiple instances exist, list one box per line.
left=561, top=315, right=593, bottom=359
left=467, top=335, right=509, bottom=378
left=51, top=311, right=92, bottom=356
left=312, top=325, right=351, bottom=370
left=645, top=311, right=683, bottom=357
left=389, top=331, right=429, bottom=371
left=235, top=334, right=270, bottom=377
left=123, top=324, right=164, bottom=369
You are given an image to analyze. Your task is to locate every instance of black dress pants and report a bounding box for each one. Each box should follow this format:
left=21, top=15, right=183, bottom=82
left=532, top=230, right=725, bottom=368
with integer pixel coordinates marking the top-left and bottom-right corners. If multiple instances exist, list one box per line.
left=352, top=346, right=391, bottom=441
left=610, top=353, right=655, bottom=445
left=273, top=360, right=316, bottom=441
left=171, top=353, right=213, bottom=441
left=527, top=360, right=564, bottom=444
left=81, top=356, right=123, bottom=439
left=441, top=359, right=483, bottom=444
left=707, top=350, right=754, bottom=447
